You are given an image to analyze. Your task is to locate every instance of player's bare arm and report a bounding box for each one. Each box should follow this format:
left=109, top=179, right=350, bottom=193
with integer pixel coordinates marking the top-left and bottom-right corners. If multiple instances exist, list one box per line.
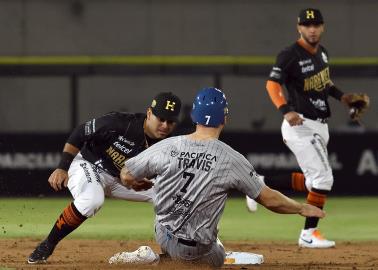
left=266, top=81, right=304, bottom=126
left=255, top=186, right=325, bottom=218
left=120, top=166, right=153, bottom=191
left=48, top=143, right=79, bottom=191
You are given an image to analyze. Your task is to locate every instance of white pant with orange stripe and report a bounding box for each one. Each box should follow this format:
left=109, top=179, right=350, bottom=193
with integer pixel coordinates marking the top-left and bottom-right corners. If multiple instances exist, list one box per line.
left=67, top=153, right=154, bottom=217
left=281, top=116, right=334, bottom=191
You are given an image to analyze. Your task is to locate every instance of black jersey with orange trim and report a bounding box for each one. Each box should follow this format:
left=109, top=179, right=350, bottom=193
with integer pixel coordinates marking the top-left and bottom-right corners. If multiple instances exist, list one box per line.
left=73, top=112, right=150, bottom=177
left=268, top=41, right=332, bottom=120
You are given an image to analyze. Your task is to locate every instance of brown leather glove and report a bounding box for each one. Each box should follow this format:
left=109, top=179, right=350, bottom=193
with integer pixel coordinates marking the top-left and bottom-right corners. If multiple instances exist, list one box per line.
left=342, top=93, right=370, bottom=121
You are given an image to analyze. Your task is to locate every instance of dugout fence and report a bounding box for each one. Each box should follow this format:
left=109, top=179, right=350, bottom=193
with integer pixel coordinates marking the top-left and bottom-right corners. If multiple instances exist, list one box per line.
left=0, top=56, right=377, bottom=196
left=1, top=56, right=378, bottom=129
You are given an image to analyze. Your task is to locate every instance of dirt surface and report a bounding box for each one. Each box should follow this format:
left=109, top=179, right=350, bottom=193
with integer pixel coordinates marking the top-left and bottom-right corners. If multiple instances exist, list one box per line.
left=1, top=239, right=378, bottom=269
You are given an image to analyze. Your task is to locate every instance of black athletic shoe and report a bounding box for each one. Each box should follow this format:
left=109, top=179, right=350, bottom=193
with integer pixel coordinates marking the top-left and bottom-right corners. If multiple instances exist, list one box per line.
left=27, top=239, right=56, bottom=264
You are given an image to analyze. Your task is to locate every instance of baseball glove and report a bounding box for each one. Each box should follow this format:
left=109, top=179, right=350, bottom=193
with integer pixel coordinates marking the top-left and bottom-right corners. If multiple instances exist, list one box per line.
left=342, top=93, right=370, bottom=121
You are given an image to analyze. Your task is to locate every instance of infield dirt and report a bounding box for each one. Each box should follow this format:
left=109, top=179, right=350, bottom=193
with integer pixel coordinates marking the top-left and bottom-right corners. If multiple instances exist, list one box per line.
left=1, top=239, right=377, bottom=269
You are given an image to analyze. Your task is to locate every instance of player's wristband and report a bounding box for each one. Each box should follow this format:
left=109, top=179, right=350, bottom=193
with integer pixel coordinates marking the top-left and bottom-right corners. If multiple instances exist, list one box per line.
left=57, top=152, right=75, bottom=171
left=278, top=104, right=293, bottom=115
left=328, top=85, right=344, bottom=101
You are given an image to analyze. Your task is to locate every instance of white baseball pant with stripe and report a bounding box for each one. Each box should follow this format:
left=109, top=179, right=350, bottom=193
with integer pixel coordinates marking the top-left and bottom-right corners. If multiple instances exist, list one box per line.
left=67, top=153, right=154, bottom=217
left=281, top=116, right=334, bottom=191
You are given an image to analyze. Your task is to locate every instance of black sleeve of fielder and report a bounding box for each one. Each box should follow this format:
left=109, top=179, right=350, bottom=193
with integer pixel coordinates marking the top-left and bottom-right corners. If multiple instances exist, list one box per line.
left=66, top=123, right=86, bottom=149
left=328, top=85, right=344, bottom=101
left=279, top=104, right=294, bottom=115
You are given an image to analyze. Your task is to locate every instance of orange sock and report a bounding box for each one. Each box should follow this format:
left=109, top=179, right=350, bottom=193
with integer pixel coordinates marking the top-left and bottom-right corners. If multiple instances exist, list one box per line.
left=47, top=202, right=86, bottom=245
left=307, top=191, right=326, bottom=208
left=56, top=203, right=85, bottom=229
left=291, top=172, right=307, bottom=192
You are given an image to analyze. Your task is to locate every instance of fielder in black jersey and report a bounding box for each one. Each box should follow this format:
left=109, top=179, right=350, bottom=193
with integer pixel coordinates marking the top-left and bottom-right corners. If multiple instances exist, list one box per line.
left=27, top=92, right=181, bottom=264
left=72, top=112, right=159, bottom=177
left=264, top=8, right=365, bottom=248
left=269, top=42, right=337, bottom=121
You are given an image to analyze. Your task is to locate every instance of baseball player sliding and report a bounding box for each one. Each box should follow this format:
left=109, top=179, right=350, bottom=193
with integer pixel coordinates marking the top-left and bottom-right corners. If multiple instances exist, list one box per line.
left=262, top=8, right=369, bottom=248
left=117, top=87, right=325, bottom=267
left=27, top=92, right=181, bottom=264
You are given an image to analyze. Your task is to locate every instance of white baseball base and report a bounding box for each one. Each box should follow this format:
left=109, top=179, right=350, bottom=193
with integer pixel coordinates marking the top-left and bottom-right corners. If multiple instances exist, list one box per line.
left=224, top=251, right=264, bottom=265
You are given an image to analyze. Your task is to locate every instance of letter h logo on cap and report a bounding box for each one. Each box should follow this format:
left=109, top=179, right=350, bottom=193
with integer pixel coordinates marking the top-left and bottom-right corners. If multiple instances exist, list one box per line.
left=165, top=100, right=176, bottom=111
left=306, top=10, right=315, bottom=19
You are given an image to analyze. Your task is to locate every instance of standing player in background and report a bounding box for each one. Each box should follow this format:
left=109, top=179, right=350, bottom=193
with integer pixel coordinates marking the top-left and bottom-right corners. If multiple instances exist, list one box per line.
left=265, top=8, right=369, bottom=248
left=27, top=92, right=181, bottom=264
left=117, top=87, right=325, bottom=267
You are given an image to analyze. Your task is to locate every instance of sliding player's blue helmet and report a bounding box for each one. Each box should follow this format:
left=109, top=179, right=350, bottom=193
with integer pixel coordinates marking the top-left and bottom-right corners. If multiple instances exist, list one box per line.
left=191, top=87, right=228, bottom=127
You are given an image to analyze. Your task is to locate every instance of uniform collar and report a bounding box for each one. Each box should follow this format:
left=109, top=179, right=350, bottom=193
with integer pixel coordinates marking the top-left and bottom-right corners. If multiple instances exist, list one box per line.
left=297, top=38, right=319, bottom=55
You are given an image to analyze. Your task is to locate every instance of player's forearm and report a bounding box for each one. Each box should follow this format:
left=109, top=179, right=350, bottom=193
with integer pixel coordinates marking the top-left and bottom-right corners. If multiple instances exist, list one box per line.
left=56, top=143, right=80, bottom=171
left=328, top=84, right=344, bottom=101
left=62, top=143, right=80, bottom=156
left=257, top=186, right=302, bottom=214
left=266, top=190, right=302, bottom=214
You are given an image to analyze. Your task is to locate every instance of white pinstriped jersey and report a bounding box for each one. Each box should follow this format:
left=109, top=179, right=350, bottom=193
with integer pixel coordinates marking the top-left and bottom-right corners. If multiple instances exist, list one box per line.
left=125, top=135, right=264, bottom=244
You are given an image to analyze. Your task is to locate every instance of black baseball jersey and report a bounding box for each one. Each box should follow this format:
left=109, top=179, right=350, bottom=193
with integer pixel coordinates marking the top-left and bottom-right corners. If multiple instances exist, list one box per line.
left=268, top=42, right=334, bottom=120
left=69, top=112, right=156, bottom=177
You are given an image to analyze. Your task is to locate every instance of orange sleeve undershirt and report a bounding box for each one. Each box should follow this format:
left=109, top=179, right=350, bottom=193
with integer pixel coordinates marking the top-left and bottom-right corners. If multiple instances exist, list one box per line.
left=266, top=80, right=287, bottom=109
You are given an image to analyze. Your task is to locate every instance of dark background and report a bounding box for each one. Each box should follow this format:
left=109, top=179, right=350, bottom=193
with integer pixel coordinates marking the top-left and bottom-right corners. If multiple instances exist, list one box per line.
left=1, top=132, right=376, bottom=196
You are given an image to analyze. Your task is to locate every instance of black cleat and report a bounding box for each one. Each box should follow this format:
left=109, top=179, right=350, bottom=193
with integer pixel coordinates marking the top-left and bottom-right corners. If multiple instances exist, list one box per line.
left=27, top=239, right=56, bottom=264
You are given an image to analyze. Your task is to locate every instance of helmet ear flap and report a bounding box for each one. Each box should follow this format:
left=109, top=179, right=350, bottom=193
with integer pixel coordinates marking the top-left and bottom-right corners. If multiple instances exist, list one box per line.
left=191, top=87, right=228, bottom=127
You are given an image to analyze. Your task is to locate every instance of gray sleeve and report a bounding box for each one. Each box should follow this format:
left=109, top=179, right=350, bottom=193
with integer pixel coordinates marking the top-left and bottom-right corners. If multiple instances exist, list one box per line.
left=124, top=141, right=164, bottom=179
left=229, top=153, right=265, bottom=199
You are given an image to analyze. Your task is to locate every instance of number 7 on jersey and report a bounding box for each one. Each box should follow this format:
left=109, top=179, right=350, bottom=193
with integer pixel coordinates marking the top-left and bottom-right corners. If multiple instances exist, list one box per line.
left=180, top=172, right=195, bottom=193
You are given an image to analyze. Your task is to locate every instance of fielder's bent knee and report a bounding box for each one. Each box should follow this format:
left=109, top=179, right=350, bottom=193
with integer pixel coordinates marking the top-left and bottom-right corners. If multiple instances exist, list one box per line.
left=74, top=194, right=105, bottom=217
left=312, top=176, right=334, bottom=191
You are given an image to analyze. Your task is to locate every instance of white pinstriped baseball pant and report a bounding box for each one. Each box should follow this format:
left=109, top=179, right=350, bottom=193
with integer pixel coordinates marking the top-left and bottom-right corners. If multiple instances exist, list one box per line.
left=155, top=221, right=226, bottom=267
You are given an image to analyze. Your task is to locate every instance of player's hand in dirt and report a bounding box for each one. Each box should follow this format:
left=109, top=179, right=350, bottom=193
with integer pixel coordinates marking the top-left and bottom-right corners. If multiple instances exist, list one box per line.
left=299, top=203, right=325, bottom=218
left=284, top=111, right=304, bottom=126
left=48, top=169, right=69, bottom=191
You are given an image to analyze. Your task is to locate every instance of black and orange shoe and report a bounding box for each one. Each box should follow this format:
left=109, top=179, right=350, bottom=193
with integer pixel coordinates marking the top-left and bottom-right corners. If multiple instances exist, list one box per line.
left=27, top=239, right=56, bottom=264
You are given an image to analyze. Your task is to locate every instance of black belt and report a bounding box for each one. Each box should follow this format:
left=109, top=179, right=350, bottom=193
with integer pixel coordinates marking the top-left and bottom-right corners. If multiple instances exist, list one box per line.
left=314, top=118, right=328, bottom=124
left=303, top=114, right=328, bottom=124
left=178, top=238, right=197, bottom=246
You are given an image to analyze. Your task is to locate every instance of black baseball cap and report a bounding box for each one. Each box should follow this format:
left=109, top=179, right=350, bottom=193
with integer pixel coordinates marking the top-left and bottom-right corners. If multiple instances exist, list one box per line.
left=150, top=92, right=181, bottom=122
left=298, top=8, right=324, bottom=25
